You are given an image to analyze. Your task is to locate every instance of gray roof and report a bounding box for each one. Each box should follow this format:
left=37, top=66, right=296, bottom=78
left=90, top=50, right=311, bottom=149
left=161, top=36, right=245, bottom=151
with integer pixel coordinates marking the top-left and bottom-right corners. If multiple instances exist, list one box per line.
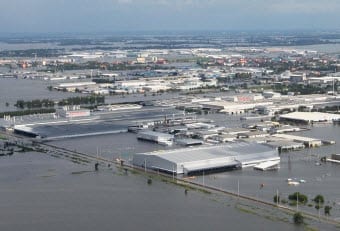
left=137, top=142, right=276, bottom=164
left=138, top=130, right=174, bottom=139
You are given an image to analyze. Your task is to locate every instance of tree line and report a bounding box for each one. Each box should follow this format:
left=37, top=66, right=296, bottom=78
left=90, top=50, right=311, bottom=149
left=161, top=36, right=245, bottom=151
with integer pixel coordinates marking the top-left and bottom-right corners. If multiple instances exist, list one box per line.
left=0, top=108, right=56, bottom=118
left=14, top=95, right=105, bottom=110
left=15, top=99, right=55, bottom=109
left=57, top=95, right=105, bottom=106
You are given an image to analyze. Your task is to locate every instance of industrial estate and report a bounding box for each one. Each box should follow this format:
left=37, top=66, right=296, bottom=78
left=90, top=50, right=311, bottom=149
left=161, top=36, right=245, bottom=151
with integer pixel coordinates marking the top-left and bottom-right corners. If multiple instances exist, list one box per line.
left=1, top=32, right=340, bottom=230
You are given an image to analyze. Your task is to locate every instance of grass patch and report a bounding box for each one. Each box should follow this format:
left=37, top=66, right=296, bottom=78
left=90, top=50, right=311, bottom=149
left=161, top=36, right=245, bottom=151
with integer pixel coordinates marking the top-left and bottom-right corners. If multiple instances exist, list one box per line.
left=304, top=226, right=319, bottom=231
left=40, top=174, right=56, bottom=178
left=17, top=147, right=34, bottom=152
left=235, top=205, right=258, bottom=216
left=0, top=135, right=7, bottom=140
left=71, top=170, right=93, bottom=175
left=289, top=201, right=297, bottom=206
left=129, top=169, right=139, bottom=175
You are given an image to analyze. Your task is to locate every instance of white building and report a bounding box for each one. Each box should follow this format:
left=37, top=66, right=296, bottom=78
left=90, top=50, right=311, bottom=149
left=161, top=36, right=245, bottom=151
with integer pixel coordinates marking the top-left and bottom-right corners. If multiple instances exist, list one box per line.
left=133, top=142, right=279, bottom=175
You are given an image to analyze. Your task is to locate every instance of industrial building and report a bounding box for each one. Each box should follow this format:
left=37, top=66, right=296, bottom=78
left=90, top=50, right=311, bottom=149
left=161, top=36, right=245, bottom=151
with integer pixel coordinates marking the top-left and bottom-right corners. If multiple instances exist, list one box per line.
left=279, top=112, right=340, bottom=124
left=137, top=130, right=174, bottom=146
left=272, top=134, right=322, bottom=148
left=132, top=142, right=279, bottom=175
left=56, top=106, right=91, bottom=118
left=97, top=104, right=142, bottom=112
left=200, top=100, right=272, bottom=114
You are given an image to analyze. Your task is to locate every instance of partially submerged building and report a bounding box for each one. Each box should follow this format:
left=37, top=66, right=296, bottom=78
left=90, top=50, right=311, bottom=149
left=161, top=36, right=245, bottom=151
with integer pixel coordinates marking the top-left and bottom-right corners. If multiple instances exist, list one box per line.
left=56, top=106, right=90, bottom=118
left=272, top=133, right=322, bottom=148
left=132, top=142, right=279, bottom=175
left=137, top=130, right=174, bottom=146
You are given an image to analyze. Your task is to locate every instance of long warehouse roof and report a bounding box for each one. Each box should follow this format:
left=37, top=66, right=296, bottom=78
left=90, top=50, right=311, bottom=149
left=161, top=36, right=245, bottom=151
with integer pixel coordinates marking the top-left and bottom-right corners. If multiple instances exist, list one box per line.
left=280, top=112, right=340, bottom=122
left=137, top=142, right=275, bottom=164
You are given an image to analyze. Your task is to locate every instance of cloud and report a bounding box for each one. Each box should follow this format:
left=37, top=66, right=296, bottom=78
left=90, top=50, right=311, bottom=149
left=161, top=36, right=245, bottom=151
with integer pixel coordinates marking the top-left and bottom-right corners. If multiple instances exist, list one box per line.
left=265, top=0, right=340, bottom=14
left=117, top=0, right=133, bottom=3
left=109, top=0, right=340, bottom=15
left=0, top=0, right=339, bottom=33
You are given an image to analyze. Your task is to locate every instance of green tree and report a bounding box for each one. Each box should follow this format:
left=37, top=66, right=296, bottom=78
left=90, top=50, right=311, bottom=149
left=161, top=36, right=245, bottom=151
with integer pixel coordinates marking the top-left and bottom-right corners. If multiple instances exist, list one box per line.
left=293, top=212, right=304, bottom=225
left=288, top=192, right=308, bottom=204
left=15, top=100, right=25, bottom=109
left=313, top=195, right=324, bottom=204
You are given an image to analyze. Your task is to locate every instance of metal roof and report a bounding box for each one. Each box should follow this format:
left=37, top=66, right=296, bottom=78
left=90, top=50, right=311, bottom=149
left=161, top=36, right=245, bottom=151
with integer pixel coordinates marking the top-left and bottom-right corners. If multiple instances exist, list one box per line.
left=137, top=142, right=276, bottom=164
left=182, top=158, right=240, bottom=172
left=138, top=130, right=174, bottom=139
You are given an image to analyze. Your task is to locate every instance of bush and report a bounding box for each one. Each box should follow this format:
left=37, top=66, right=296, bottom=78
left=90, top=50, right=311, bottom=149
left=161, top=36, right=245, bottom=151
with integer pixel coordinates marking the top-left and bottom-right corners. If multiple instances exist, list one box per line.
left=281, top=199, right=288, bottom=204
left=293, top=212, right=304, bottom=225
left=289, top=201, right=297, bottom=207
left=273, top=195, right=280, bottom=203
left=315, top=204, right=322, bottom=210
left=288, top=192, right=308, bottom=204
left=324, top=205, right=332, bottom=216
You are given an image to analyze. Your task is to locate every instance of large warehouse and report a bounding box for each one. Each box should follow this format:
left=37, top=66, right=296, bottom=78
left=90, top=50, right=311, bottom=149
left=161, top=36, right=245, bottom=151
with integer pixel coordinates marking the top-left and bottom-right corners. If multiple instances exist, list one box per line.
left=132, top=142, right=279, bottom=175
left=279, top=112, right=340, bottom=124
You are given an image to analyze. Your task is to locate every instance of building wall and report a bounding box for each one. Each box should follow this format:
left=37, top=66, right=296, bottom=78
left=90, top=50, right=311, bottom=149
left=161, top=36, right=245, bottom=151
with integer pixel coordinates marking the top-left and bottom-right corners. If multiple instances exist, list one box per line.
left=133, top=154, right=179, bottom=173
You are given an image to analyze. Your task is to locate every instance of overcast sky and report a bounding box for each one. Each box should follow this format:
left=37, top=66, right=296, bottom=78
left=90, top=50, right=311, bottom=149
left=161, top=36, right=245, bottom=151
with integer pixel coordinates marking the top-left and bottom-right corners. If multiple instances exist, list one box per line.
left=0, top=0, right=339, bottom=34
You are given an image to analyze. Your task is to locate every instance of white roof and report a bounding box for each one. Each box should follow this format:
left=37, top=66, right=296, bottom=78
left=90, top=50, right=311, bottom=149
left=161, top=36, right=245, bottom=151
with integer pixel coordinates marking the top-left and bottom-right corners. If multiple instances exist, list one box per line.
left=138, top=142, right=276, bottom=164
left=138, top=130, right=174, bottom=139
left=254, top=160, right=280, bottom=170
left=280, top=112, right=340, bottom=122
left=272, top=133, right=319, bottom=142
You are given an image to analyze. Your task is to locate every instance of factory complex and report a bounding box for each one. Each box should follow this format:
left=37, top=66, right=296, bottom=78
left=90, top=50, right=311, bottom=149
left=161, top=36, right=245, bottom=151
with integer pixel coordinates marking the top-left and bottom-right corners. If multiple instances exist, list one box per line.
left=1, top=90, right=339, bottom=176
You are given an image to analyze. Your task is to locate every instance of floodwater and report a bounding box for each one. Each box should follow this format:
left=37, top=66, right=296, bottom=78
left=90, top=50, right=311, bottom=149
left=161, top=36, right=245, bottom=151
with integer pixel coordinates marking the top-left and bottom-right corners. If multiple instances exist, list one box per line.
left=1, top=58, right=340, bottom=230
left=290, top=44, right=340, bottom=53
left=0, top=152, right=302, bottom=231
left=0, top=77, right=184, bottom=113
left=47, top=123, right=340, bottom=230
left=0, top=78, right=79, bottom=112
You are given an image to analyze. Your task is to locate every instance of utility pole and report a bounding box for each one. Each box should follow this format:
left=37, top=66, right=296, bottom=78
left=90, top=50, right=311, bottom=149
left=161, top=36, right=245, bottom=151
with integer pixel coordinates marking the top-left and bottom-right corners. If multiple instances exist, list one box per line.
left=318, top=200, right=321, bottom=220
left=144, top=159, right=146, bottom=172
left=202, top=171, right=205, bottom=186
left=95, top=146, right=99, bottom=171
left=296, top=192, right=299, bottom=212
left=333, top=67, right=336, bottom=96
left=276, top=189, right=279, bottom=207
